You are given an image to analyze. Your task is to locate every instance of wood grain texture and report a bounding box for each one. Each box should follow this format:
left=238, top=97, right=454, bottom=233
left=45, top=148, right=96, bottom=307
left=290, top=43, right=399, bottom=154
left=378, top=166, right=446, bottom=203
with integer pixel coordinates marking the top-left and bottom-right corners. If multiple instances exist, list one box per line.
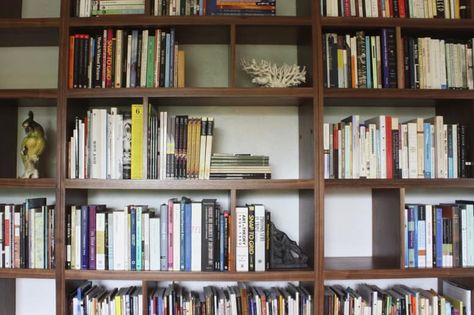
left=321, top=16, right=474, bottom=29
left=0, top=18, right=60, bottom=28
left=0, top=178, right=56, bottom=188
left=64, top=270, right=316, bottom=281
left=324, top=88, right=474, bottom=99
left=0, top=89, right=58, bottom=99
left=325, top=178, right=474, bottom=188
left=64, top=179, right=315, bottom=190
left=0, top=279, right=15, bottom=315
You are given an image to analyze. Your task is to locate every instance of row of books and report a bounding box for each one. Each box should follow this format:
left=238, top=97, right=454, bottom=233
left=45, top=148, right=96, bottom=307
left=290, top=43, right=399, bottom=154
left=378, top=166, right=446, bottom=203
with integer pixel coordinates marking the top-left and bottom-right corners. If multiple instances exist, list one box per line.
left=322, top=0, right=468, bottom=18
left=207, top=0, right=276, bottom=16
left=403, top=37, right=474, bottom=90
left=323, top=115, right=472, bottom=179
left=210, top=154, right=271, bottom=179
left=68, top=28, right=184, bottom=89
left=66, top=198, right=230, bottom=271
left=75, top=0, right=145, bottom=16
left=150, top=283, right=312, bottom=315
left=405, top=200, right=474, bottom=269
left=71, top=282, right=142, bottom=315
left=68, top=106, right=215, bottom=180
left=153, top=0, right=205, bottom=15
left=0, top=198, right=55, bottom=270
left=323, top=29, right=397, bottom=89
left=325, top=281, right=471, bottom=315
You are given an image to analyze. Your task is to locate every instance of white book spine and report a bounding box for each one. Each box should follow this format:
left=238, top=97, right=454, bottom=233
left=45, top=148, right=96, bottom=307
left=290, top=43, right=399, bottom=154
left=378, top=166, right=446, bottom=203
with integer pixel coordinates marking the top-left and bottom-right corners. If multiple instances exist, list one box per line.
left=74, top=209, right=81, bottom=270
left=96, top=212, right=105, bottom=270
left=425, top=204, right=433, bottom=268
left=126, top=34, right=132, bottom=88
left=407, top=123, right=418, bottom=179
left=379, top=117, right=387, bottom=178
left=461, top=207, right=468, bottom=267
left=453, top=125, right=458, bottom=178
left=191, top=202, right=202, bottom=272
left=254, top=205, right=266, bottom=272
left=107, top=112, right=114, bottom=179
left=116, top=114, right=124, bottom=179
left=467, top=204, right=474, bottom=267
left=113, top=210, right=125, bottom=270
left=236, top=206, right=249, bottom=272
left=173, top=203, right=180, bottom=271
left=150, top=218, right=161, bottom=271
left=70, top=137, right=76, bottom=179
left=143, top=212, right=150, bottom=271
left=79, top=122, right=85, bottom=179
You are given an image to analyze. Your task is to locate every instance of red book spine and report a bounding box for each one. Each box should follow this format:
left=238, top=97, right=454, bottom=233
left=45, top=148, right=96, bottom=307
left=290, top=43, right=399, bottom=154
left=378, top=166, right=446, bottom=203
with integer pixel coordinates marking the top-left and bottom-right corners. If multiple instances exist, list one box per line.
left=389, top=0, right=394, bottom=16
left=344, top=0, right=351, bottom=15
left=88, top=205, right=96, bottom=270
left=106, top=29, right=113, bottom=88
left=385, top=116, right=393, bottom=179
left=399, top=0, right=406, bottom=16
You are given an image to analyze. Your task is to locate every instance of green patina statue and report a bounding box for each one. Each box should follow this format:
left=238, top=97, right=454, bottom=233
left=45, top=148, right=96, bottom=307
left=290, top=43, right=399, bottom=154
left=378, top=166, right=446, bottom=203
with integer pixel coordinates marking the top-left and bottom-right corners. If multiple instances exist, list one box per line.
left=20, top=111, right=46, bottom=179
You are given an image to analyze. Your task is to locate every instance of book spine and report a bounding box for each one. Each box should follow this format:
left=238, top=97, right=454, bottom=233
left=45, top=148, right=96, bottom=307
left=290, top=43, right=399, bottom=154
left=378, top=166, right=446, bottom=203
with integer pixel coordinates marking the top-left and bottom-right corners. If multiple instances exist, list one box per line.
left=88, top=205, right=97, bottom=270
left=160, top=204, right=168, bottom=271
left=130, top=207, right=136, bottom=270
left=80, top=205, right=89, bottom=270
left=131, top=104, right=144, bottom=179
left=184, top=202, right=192, bottom=272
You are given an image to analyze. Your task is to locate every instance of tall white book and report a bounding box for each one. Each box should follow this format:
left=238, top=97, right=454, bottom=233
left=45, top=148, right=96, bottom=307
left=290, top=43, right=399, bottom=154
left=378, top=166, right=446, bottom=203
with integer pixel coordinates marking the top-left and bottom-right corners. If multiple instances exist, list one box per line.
left=191, top=202, right=202, bottom=272
left=365, top=116, right=386, bottom=179
left=236, top=206, right=249, bottom=272
left=443, top=280, right=472, bottom=315
left=150, top=217, right=161, bottom=271
left=254, top=204, right=266, bottom=272
left=173, top=202, right=180, bottom=271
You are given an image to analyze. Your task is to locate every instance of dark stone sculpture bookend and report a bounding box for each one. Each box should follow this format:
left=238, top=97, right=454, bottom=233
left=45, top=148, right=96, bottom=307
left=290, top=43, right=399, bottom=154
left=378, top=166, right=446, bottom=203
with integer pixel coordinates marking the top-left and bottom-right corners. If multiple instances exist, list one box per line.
left=269, top=222, right=309, bottom=269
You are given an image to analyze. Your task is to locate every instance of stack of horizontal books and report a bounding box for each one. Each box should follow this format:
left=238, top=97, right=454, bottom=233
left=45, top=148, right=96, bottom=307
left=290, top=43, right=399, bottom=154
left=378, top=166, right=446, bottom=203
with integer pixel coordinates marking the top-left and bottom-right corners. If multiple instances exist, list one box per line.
left=210, top=154, right=271, bottom=179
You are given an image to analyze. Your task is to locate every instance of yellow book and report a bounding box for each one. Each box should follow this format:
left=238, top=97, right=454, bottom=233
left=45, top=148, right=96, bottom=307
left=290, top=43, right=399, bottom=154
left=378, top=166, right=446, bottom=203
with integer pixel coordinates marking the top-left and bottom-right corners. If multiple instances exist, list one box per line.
left=115, top=294, right=122, bottom=315
left=131, top=104, right=144, bottom=179
left=445, top=295, right=463, bottom=315
left=178, top=49, right=185, bottom=88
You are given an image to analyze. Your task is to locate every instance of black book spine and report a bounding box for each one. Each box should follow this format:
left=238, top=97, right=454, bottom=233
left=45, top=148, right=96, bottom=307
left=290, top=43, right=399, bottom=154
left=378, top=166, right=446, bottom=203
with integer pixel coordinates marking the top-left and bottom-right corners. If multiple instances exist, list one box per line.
left=393, top=0, right=400, bottom=17
left=247, top=205, right=255, bottom=272
left=78, top=35, right=85, bottom=88
left=136, top=33, right=142, bottom=87
left=162, top=0, right=168, bottom=16
left=329, top=35, right=338, bottom=88
left=386, top=28, right=397, bottom=88
left=20, top=204, right=25, bottom=268
left=83, top=35, right=90, bottom=88
left=202, top=200, right=215, bottom=271
left=66, top=208, right=71, bottom=269
left=436, top=0, right=445, bottom=18
left=323, top=34, right=328, bottom=88
left=223, top=211, right=229, bottom=271
left=95, top=33, right=103, bottom=88
left=73, top=34, right=80, bottom=88
left=413, top=39, right=420, bottom=89
left=265, top=210, right=271, bottom=270
left=460, top=124, right=467, bottom=178
left=403, top=37, right=410, bottom=88
left=160, top=31, right=166, bottom=87
left=345, top=37, right=352, bottom=88
left=460, top=0, right=468, bottom=18
left=214, top=205, right=220, bottom=270
left=121, top=31, right=128, bottom=88
left=174, top=116, right=180, bottom=178
left=182, top=116, right=188, bottom=179
left=392, top=129, right=401, bottom=179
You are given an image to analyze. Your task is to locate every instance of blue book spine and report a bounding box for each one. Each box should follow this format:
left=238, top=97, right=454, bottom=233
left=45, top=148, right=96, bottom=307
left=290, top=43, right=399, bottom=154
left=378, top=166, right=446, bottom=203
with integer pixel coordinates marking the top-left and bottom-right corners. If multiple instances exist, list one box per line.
left=180, top=199, right=186, bottom=271
left=413, top=205, right=418, bottom=268
left=382, top=29, right=389, bottom=88
left=80, top=205, right=89, bottom=270
left=404, top=209, right=408, bottom=268
left=169, top=28, right=175, bottom=88
left=136, top=207, right=142, bottom=271
left=199, top=0, right=204, bottom=15
left=184, top=203, right=192, bottom=272
left=131, top=207, right=136, bottom=271
left=165, top=33, right=171, bottom=88
left=424, top=123, right=432, bottom=178
left=207, top=0, right=216, bottom=14
left=366, top=36, right=372, bottom=89
left=160, top=204, right=168, bottom=271
left=436, top=207, right=443, bottom=267
left=220, top=213, right=224, bottom=271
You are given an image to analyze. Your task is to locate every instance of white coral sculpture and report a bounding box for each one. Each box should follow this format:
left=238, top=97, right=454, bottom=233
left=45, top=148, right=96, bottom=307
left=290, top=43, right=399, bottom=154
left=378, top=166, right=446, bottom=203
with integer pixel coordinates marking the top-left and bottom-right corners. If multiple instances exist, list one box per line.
left=240, top=58, right=306, bottom=88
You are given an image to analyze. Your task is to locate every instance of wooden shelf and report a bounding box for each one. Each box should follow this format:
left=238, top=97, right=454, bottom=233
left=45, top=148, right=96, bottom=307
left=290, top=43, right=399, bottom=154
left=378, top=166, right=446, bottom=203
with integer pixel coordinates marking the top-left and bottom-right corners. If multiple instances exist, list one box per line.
left=0, top=18, right=60, bottom=29
left=64, top=179, right=314, bottom=190
left=324, top=257, right=474, bottom=279
left=321, top=17, right=474, bottom=30
left=323, top=88, right=474, bottom=100
left=0, top=178, right=56, bottom=189
left=0, top=89, right=58, bottom=99
left=325, top=178, right=474, bottom=188
left=65, top=270, right=315, bottom=281
left=66, top=87, right=314, bottom=98
left=0, top=269, right=55, bottom=279
left=68, top=16, right=312, bottom=27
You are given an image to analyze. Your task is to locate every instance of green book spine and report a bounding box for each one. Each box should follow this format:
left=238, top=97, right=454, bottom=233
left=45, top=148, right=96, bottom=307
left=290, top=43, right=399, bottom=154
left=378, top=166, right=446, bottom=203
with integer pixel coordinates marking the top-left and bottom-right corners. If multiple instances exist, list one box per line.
left=146, top=36, right=156, bottom=88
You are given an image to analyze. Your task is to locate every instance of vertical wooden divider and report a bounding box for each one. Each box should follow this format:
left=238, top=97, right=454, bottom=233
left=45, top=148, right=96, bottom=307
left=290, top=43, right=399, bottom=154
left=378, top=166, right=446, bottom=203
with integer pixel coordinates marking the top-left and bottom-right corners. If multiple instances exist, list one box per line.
left=230, top=189, right=237, bottom=272
left=229, top=24, right=237, bottom=88
left=58, top=0, right=71, bottom=312
left=0, top=279, right=16, bottom=315
left=395, top=26, right=404, bottom=89
left=399, top=188, right=406, bottom=269
left=313, top=0, right=324, bottom=309
left=142, top=280, right=149, bottom=314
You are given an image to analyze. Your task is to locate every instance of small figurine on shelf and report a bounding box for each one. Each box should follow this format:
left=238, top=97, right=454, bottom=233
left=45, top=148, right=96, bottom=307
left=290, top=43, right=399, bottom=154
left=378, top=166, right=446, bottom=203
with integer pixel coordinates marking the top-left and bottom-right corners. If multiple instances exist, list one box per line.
left=241, top=58, right=306, bottom=88
left=20, top=111, right=46, bottom=179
